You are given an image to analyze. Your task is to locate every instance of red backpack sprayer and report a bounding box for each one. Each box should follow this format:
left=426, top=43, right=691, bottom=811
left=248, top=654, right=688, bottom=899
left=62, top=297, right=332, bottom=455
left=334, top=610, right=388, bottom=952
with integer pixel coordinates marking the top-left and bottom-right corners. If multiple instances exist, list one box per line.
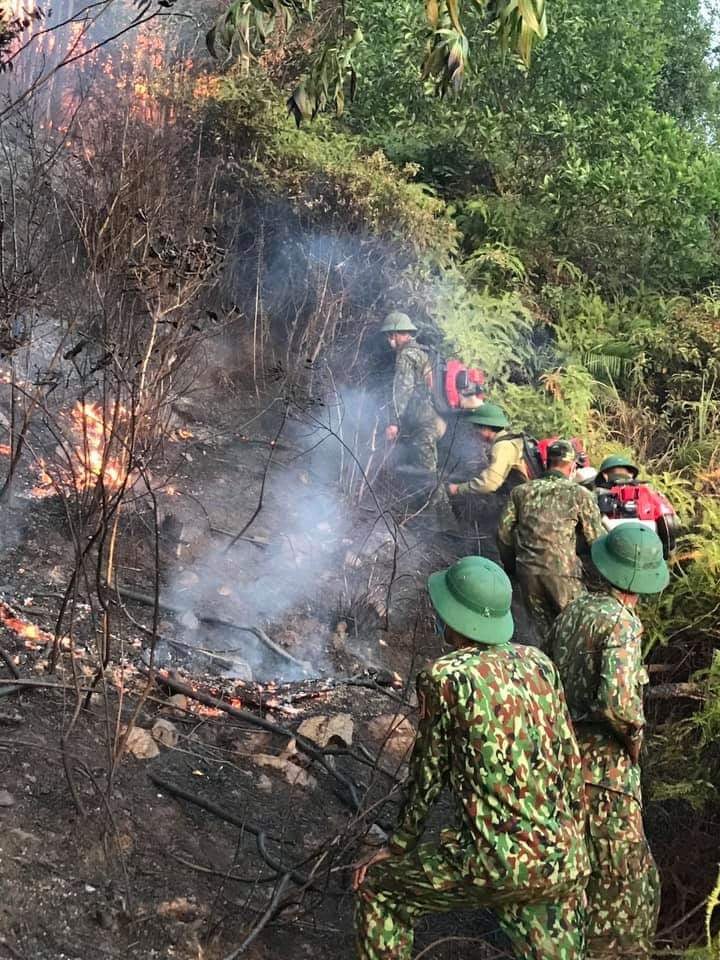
left=511, top=439, right=679, bottom=559
left=593, top=454, right=679, bottom=559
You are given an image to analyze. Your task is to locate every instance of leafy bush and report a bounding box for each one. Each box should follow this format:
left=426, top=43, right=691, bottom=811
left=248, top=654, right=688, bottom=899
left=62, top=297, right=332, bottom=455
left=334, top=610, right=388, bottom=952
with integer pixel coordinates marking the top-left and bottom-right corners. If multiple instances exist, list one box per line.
left=192, top=73, right=459, bottom=261
left=427, top=277, right=534, bottom=382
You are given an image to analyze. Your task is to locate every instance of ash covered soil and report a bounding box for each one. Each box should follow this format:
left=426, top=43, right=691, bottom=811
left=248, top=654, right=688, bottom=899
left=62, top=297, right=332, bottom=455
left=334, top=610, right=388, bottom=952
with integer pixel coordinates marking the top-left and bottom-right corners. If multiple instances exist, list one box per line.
left=0, top=381, right=713, bottom=959
left=0, top=379, right=508, bottom=960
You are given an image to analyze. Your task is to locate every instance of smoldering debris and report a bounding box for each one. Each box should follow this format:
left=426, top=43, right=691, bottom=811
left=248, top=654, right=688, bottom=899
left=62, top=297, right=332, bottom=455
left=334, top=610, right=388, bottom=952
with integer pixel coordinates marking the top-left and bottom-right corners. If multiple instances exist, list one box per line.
left=164, top=426, right=355, bottom=681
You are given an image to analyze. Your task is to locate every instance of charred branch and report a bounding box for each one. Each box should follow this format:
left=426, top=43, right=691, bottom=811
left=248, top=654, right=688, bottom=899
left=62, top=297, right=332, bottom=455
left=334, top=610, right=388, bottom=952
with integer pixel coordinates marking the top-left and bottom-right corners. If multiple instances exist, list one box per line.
left=151, top=670, right=362, bottom=811
left=111, top=583, right=310, bottom=673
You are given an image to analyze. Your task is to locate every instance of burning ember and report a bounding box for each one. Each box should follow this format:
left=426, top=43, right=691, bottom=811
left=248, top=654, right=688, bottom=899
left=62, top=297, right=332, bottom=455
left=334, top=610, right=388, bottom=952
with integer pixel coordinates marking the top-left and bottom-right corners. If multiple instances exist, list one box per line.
left=31, top=400, right=127, bottom=498
left=0, top=602, right=48, bottom=649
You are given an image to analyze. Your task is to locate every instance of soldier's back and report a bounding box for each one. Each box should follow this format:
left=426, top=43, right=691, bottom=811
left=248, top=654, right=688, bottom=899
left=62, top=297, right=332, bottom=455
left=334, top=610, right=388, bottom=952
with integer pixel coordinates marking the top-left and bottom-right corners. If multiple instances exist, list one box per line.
left=423, top=643, right=588, bottom=890
left=548, top=591, right=644, bottom=799
left=510, top=475, right=594, bottom=574
left=548, top=591, right=641, bottom=707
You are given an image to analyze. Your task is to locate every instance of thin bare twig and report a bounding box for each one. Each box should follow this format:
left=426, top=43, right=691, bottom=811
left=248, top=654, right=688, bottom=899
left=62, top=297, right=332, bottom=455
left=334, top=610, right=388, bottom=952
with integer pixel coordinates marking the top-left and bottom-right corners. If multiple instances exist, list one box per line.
left=226, top=402, right=289, bottom=551
left=222, top=873, right=292, bottom=960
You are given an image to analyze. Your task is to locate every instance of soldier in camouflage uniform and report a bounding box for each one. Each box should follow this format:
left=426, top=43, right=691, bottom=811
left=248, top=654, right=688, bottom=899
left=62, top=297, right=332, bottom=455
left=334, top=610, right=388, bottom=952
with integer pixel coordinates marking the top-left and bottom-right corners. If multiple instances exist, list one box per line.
left=353, top=556, right=590, bottom=960
left=382, top=312, right=443, bottom=471
left=548, top=524, right=670, bottom=960
left=595, top=453, right=639, bottom=488
left=497, top=439, right=604, bottom=645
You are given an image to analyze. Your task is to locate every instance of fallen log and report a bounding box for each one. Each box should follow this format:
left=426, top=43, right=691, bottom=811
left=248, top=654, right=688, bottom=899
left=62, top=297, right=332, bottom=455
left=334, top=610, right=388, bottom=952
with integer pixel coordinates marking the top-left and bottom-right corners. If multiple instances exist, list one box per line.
left=148, top=772, right=286, bottom=845
left=647, top=682, right=705, bottom=701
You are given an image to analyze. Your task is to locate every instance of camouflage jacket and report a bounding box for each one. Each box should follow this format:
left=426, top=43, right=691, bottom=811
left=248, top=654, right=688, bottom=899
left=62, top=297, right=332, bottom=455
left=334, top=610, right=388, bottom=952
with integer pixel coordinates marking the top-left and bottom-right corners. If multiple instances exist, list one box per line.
left=389, top=643, right=589, bottom=892
left=391, top=342, right=436, bottom=431
left=455, top=431, right=528, bottom=496
left=497, top=471, right=603, bottom=577
left=548, top=591, right=648, bottom=800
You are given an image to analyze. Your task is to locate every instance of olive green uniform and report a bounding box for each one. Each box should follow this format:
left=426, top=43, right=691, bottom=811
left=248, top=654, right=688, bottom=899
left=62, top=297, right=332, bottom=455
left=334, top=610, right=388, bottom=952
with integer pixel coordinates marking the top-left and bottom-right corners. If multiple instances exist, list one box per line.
left=355, top=643, right=590, bottom=959
left=497, top=471, right=604, bottom=644
left=548, top=591, right=660, bottom=959
left=454, top=430, right=527, bottom=495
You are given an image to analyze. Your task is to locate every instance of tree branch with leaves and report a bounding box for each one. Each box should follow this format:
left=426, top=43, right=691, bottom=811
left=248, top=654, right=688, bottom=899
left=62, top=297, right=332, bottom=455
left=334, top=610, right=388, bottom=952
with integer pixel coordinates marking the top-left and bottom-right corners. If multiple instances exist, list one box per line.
left=206, top=0, right=548, bottom=120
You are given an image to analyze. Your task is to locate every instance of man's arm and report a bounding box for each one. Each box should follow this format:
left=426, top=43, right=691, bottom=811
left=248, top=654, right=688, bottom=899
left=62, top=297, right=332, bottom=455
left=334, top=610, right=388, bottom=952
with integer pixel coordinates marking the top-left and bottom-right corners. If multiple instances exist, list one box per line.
left=388, top=671, right=450, bottom=853
left=496, top=490, right=519, bottom=574
left=594, top=617, right=646, bottom=762
left=453, top=439, right=518, bottom=495
left=391, top=351, right=417, bottom=427
left=577, top=486, right=604, bottom=547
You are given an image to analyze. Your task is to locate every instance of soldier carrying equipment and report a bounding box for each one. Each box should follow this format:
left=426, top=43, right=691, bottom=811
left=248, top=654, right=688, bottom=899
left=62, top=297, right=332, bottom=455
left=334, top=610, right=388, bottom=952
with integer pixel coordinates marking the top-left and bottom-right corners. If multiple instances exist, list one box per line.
left=353, top=555, right=590, bottom=960
left=594, top=454, right=679, bottom=558
left=381, top=312, right=449, bottom=510
left=447, top=404, right=590, bottom=499
left=497, top=439, right=604, bottom=643
left=447, top=403, right=528, bottom=497
left=547, top=524, right=669, bottom=960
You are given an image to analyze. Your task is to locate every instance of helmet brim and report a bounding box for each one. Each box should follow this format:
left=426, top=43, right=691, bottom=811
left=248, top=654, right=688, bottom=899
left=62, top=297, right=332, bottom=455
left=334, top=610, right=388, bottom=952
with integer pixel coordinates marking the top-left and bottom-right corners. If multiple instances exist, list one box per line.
left=591, top=530, right=670, bottom=594
left=427, top=570, right=514, bottom=644
left=599, top=463, right=639, bottom=479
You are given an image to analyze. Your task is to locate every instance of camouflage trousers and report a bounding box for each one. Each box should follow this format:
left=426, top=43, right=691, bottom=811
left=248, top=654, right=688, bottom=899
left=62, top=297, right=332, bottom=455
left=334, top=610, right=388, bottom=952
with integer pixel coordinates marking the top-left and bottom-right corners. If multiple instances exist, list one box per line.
left=516, top=566, right=585, bottom=648
left=399, top=423, right=451, bottom=512
left=403, top=424, right=440, bottom=473
left=585, top=785, right=660, bottom=959
left=355, top=843, right=586, bottom=960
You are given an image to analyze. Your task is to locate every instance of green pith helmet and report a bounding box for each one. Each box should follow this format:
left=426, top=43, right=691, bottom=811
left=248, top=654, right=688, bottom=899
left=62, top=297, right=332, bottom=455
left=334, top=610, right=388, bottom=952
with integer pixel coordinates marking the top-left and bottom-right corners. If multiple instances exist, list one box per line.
left=466, top=402, right=510, bottom=429
left=591, top=524, right=669, bottom=595
left=547, top=439, right=576, bottom=463
left=598, top=454, right=639, bottom=478
left=380, top=311, right=417, bottom=334
left=427, top=556, right=514, bottom=644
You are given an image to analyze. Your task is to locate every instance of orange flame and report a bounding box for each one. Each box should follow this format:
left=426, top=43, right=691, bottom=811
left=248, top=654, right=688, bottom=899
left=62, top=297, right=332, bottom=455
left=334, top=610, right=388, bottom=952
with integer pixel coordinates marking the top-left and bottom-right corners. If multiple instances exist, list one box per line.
left=30, top=401, right=127, bottom=498
left=71, top=400, right=126, bottom=490
left=0, top=602, right=48, bottom=649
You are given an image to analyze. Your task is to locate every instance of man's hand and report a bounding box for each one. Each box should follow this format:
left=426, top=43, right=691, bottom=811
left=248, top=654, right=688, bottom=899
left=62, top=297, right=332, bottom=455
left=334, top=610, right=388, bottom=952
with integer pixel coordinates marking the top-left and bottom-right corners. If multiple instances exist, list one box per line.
left=447, top=483, right=459, bottom=496
left=385, top=424, right=399, bottom=442
left=352, top=846, right=394, bottom=891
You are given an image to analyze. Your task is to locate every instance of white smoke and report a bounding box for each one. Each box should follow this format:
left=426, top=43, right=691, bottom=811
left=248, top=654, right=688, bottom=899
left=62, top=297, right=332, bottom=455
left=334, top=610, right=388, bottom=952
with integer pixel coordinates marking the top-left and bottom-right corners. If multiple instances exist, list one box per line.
left=163, top=402, right=358, bottom=681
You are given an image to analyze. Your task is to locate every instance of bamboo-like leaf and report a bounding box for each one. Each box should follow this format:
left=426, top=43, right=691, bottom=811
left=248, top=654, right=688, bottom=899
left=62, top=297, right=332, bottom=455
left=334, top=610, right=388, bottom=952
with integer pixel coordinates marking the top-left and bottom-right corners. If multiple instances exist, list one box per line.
left=426, top=0, right=440, bottom=28
left=446, top=0, right=464, bottom=35
left=517, top=0, right=540, bottom=36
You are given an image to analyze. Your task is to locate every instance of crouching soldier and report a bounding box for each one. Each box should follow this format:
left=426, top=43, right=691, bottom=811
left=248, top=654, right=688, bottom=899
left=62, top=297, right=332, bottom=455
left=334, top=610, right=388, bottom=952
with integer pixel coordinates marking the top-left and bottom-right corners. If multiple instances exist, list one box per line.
left=447, top=403, right=527, bottom=499
left=353, top=556, right=590, bottom=960
left=497, top=439, right=604, bottom=646
left=548, top=525, right=669, bottom=960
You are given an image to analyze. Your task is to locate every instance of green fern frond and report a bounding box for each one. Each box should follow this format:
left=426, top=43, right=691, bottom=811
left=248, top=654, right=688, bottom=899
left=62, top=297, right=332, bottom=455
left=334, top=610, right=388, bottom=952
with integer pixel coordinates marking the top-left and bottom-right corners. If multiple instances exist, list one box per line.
left=581, top=341, right=638, bottom=383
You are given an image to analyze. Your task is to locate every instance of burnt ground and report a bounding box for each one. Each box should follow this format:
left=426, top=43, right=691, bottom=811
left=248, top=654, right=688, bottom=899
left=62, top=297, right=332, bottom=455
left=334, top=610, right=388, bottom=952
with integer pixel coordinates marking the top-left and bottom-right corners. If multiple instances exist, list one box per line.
left=0, top=364, right=513, bottom=960
left=0, top=371, right=715, bottom=959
